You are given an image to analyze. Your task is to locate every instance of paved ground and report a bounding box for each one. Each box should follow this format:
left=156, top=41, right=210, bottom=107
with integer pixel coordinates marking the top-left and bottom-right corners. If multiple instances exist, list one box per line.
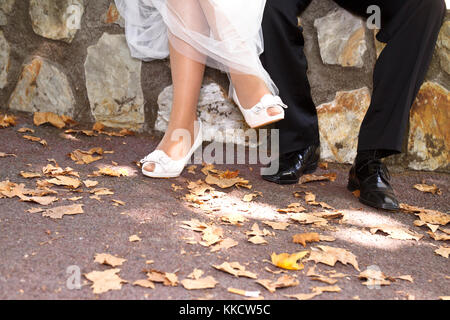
left=0, top=112, right=448, bottom=300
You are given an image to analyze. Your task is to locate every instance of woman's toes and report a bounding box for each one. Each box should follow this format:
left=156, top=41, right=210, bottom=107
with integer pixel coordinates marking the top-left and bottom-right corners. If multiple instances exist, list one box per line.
left=267, top=106, right=282, bottom=117
left=143, top=162, right=155, bottom=172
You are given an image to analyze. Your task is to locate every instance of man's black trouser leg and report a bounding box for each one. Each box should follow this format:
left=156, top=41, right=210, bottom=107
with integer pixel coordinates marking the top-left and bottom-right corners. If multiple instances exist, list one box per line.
left=260, top=0, right=319, bottom=155
left=334, top=0, right=446, bottom=155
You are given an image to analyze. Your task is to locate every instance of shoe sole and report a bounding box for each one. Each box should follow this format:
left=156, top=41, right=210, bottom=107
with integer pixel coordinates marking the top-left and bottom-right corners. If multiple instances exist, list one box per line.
left=347, top=180, right=399, bottom=212
left=250, top=114, right=284, bottom=129
left=262, top=162, right=318, bottom=185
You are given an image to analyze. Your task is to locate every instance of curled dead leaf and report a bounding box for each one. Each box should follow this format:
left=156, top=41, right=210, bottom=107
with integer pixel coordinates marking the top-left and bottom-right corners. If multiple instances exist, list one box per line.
left=271, top=251, right=308, bottom=271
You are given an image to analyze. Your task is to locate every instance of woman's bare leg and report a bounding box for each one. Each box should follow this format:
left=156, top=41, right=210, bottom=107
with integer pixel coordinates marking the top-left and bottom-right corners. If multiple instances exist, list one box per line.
left=198, top=0, right=281, bottom=116
left=144, top=42, right=205, bottom=172
left=144, top=1, right=208, bottom=173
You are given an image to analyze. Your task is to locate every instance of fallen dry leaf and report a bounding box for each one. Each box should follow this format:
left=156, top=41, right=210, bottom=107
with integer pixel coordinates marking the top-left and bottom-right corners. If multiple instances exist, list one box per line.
left=33, top=112, right=66, bottom=129
left=414, top=220, right=439, bottom=233
left=212, top=262, right=257, bottom=279
left=200, top=225, right=223, bottom=247
left=228, top=288, right=261, bottom=299
left=256, top=274, right=299, bottom=293
left=306, top=266, right=338, bottom=285
left=434, top=246, right=450, bottom=258
left=23, top=135, right=47, bottom=146
left=248, top=235, right=268, bottom=245
left=369, top=225, right=423, bottom=241
left=112, top=199, right=125, bottom=206
left=133, top=279, right=155, bottom=289
left=400, top=204, right=449, bottom=226
left=0, top=152, right=16, bottom=158
left=271, top=251, right=308, bottom=271
left=417, top=211, right=450, bottom=226
left=69, top=148, right=104, bottom=165
left=246, top=223, right=272, bottom=237
left=46, top=176, right=81, bottom=189
left=84, top=268, right=127, bottom=294
left=306, top=245, right=360, bottom=271
left=359, top=269, right=392, bottom=287
left=395, top=275, right=414, bottom=283
left=221, top=212, right=247, bottom=225
left=42, top=163, right=79, bottom=177
left=129, top=235, right=141, bottom=242
left=319, top=162, right=328, bottom=170
left=93, top=122, right=105, bottom=132
left=91, top=187, right=114, bottom=196
left=284, top=292, right=321, bottom=300
left=42, top=204, right=84, bottom=219
left=68, top=196, right=83, bottom=201
left=205, top=170, right=250, bottom=189
left=20, top=171, right=41, bottom=179
left=0, top=114, right=17, bottom=128
left=187, top=269, right=204, bottom=280
left=413, top=183, right=442, bottom=195
left=293, top=233, right=320, bottom=247
left=23, top=196, right=58, bottom=206
left=210, top=238, right=238, bottom=252
left=92, top=167, right=129, bottom=177
left=94, top=253, right=127, bottom=267
left=277, top=203, right=307, bottom=214
left=83, top=180, right=98, bottom=188
left=65, top=129, right=97, bottom=137
left=171, top=183, right=183, bottom=192
left=311, top=285, right=341, bottom=294
left=262, top=221, right=290, bottom=230
left=264, top=267, right=287, bottom=275
left=187, top=165, right=197, bottom=174
left=299, top=173, right=337, bottom=184
left=428, top=230, right=450, bottom=241
left=145, top=269, right=178, bottom=286
left=181, top=276, right=218, bottom=290
left=289, top=212, right=328, bottom=226
left=17, top=127, right=34, bottom=133
left=243, top=192, right=261, bottom=202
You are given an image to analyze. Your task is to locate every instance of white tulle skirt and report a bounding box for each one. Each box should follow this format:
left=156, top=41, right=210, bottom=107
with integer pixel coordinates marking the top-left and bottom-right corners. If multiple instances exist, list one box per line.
left=114, top=0, right=277, bottom=95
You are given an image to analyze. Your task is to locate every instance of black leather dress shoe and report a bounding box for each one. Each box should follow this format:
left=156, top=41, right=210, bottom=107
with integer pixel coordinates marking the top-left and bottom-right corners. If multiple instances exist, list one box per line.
left=347, top=159, right=400, bottom=211
left=262, top=145, right=320, bottom=185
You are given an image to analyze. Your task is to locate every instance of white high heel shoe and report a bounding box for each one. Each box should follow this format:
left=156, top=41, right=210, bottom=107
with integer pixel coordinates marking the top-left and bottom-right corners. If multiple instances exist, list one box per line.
left=232, top=90, right=287, bottom=128
left=140, top=121, right=203, bottom=178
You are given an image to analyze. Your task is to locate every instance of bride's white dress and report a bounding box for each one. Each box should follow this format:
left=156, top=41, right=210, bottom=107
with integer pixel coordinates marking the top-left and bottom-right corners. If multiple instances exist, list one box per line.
left=114, top=0, right=277, bottom=95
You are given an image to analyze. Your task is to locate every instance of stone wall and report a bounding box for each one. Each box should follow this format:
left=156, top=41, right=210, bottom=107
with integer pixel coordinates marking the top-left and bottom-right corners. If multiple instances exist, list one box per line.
left=0, top=0, right=449, bottom=171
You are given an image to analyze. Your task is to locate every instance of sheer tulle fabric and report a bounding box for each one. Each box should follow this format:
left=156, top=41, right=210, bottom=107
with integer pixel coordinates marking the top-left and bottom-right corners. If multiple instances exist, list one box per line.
left=114, top=0, right=277, bottom=94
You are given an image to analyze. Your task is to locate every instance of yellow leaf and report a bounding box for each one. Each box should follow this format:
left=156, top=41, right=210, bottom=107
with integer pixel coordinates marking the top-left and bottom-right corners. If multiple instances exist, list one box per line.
left=271, top=251, right=308, bottom=271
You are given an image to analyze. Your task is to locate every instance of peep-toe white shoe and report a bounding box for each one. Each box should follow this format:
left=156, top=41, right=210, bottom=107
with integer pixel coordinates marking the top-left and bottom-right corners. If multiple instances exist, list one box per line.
left=232, top=90, right=287, bottom=128
left=140, top=121, right=203, bottom=178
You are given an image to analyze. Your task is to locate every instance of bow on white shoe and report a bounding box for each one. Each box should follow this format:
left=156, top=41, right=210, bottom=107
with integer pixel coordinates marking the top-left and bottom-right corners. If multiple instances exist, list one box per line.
left=140, top=121, right=203, bottom=178
left=233, top=91, right=287, bottom=129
